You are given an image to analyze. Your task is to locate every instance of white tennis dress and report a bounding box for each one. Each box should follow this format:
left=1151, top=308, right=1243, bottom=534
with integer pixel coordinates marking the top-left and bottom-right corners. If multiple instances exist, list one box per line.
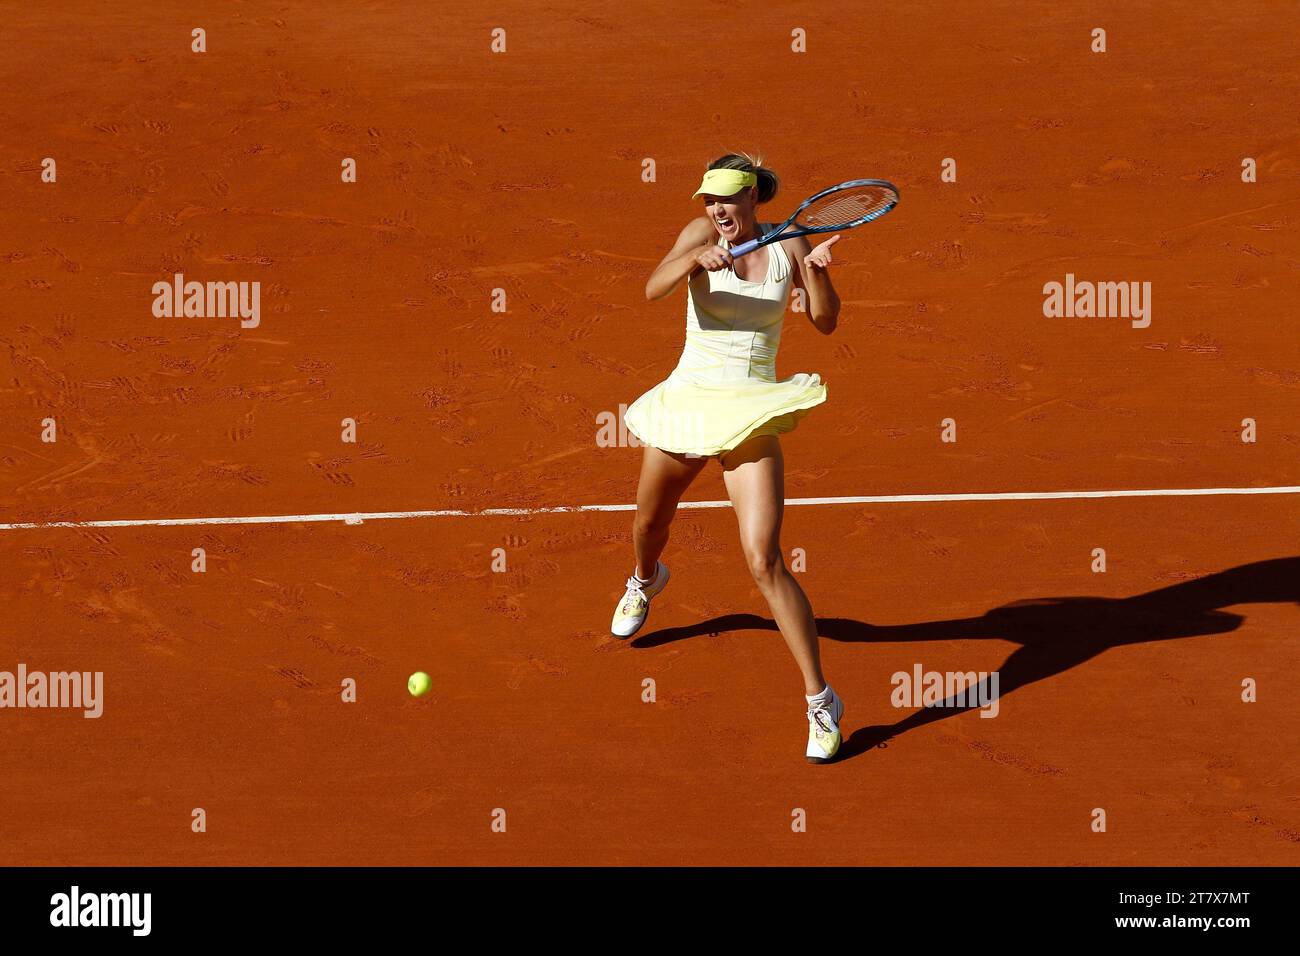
left=624, top=222, right=828, bottom=456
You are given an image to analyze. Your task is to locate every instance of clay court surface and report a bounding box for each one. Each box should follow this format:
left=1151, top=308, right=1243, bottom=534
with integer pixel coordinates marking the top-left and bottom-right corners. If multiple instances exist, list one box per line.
left=1, top=2, right=1298, bottom=865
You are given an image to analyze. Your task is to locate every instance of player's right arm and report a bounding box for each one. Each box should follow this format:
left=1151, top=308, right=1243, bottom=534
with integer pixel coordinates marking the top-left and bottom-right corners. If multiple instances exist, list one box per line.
left=645, top=217, right=730, bottom=301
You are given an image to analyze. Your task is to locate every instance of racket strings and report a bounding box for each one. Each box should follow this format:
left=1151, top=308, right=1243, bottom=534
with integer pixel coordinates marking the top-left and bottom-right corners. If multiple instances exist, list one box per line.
left=800, top=187, right=897, bottom=228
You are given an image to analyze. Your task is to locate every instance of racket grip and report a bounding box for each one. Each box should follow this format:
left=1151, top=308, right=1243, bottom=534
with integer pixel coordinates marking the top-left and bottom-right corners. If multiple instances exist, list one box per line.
left=727, top=237, right=760, bottom=258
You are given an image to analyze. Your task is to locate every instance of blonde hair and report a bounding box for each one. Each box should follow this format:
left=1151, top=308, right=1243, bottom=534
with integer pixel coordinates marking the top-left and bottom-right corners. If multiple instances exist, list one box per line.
left=706, top=151, right=779, bottom=204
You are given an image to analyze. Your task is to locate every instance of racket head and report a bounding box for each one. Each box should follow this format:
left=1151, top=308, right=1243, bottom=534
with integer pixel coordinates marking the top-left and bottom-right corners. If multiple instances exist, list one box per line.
left=792, top=179, right=899, bottom=232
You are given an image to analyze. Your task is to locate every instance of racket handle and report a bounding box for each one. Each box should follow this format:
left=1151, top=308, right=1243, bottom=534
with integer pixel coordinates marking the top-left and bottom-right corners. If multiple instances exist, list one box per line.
left=727, top=237, right=760, bottom=258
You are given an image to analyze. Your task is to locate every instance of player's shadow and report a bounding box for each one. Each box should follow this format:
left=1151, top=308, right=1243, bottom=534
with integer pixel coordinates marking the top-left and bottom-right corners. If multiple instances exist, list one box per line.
left=633, top=556, right=1298, bottom=761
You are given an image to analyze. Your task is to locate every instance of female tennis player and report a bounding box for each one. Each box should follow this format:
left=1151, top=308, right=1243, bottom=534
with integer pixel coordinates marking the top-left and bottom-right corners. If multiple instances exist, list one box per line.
left=612, top=152, right=846, bottom=763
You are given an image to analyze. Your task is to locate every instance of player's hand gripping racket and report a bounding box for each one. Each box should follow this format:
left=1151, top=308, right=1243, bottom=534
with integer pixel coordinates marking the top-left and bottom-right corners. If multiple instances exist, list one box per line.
left=726, top=179, right=899, bottom=259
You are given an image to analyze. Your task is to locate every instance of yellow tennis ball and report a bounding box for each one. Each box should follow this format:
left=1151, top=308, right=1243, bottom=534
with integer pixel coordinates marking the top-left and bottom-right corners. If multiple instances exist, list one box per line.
left=407, top=671, right=431, bottom=697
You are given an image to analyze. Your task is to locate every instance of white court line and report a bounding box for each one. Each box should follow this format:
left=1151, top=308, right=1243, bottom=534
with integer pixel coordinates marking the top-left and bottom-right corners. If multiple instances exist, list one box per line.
left=1, top=484, right=1298, bottom=531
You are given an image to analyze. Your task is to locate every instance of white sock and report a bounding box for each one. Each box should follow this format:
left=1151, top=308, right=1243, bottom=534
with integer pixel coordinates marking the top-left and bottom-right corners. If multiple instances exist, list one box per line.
left=806, top=684, right=834, bottom=706
left=634, top=564, right=656, bottom=584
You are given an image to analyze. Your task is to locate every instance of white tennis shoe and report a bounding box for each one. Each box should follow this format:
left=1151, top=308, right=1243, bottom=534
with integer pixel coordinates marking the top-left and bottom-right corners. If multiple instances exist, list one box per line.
left=806, top=686, right=845, bottom=763
left=610, top=561, right=670, bottom=639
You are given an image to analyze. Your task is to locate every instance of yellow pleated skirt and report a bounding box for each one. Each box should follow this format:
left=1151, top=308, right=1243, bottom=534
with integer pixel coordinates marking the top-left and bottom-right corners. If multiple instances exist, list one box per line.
left=624, top=372, right=827, bottom=457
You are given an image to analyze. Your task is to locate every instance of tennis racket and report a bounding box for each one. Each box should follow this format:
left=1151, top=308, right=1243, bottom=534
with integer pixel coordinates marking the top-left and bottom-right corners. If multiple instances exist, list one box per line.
left=725, top=178, right=899, bottom=259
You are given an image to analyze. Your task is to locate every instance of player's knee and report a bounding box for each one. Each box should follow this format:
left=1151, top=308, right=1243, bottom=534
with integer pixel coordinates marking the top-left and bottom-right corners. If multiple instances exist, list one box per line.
left=746, top=550, right=783, bottom=586
left=634, top=511, right=671, bottom=538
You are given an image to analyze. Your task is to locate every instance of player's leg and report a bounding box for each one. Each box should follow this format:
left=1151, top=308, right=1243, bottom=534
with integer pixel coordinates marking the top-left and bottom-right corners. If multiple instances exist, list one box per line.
left=611, top=444, right=708, bottom=638
left=720, top=435, right=824, bottom=690
left=721, top=434, right=843, bottom=761
left=633, top=444, right=707, bottom=579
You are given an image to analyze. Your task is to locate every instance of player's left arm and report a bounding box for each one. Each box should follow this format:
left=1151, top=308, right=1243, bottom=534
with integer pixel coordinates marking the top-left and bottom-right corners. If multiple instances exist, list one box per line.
left=786, top=233, right=842, bottom=335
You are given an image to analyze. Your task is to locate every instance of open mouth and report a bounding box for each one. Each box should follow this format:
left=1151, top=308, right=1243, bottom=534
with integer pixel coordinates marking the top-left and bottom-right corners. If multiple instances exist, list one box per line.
left=715, top=217, right=735, bottom=232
